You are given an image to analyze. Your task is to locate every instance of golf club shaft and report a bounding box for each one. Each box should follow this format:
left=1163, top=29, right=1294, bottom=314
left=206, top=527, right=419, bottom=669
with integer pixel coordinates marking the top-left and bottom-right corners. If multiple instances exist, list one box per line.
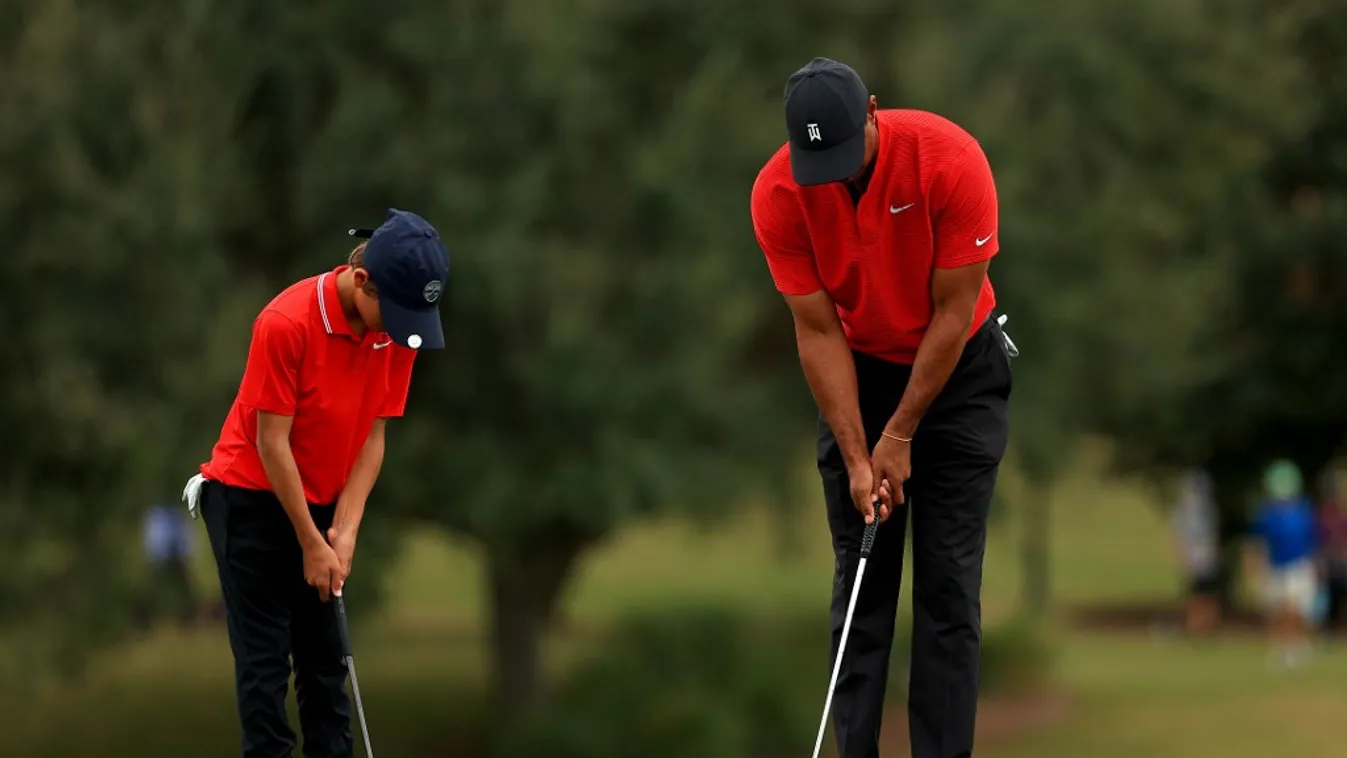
left=811, top=516, right=880, bottom=758
left=346, top=655, right=376, bottom=758
left=335, top=594, right=375, bottom=758
left=810, top=554, right=870, bottom=758
left=335, top=593, right=354, bottom=658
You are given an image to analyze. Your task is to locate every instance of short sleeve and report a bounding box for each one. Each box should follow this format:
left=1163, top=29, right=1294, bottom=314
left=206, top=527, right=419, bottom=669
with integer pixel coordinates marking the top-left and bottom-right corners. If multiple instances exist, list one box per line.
left=931, top=140, right=1000, bottom=269
left=379, top=347, right=417, bottom=418
left=751, top=175, right=823, bottom=296
left=237, top=310, right=305, bottom=416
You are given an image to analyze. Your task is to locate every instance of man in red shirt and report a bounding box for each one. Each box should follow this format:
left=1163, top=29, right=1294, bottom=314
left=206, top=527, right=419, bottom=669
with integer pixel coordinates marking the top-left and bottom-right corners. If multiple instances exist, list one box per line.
left=751, top=58, right=1014, bottom=758
left=184, top=208, right=449, bottom=758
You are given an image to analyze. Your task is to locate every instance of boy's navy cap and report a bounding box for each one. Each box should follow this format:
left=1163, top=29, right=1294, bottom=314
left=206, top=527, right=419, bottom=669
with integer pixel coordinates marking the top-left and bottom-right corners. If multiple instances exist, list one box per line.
left=348, top=208, right=449, bottom=350
left=784, top=58, right=870, bottom=186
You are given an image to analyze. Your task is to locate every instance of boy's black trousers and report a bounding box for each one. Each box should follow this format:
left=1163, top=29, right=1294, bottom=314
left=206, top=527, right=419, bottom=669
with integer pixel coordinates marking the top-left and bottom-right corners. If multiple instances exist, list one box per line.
left=200, top=481, right=353, bottom=758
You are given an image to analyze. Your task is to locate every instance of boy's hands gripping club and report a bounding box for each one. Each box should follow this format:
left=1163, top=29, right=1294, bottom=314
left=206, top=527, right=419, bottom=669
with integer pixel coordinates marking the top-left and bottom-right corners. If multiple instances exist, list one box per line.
left=305, top=526, right=359, bottom=603
left=304, top=541, right=346, bottom=602
left=328, top=527, right=357, bottom=577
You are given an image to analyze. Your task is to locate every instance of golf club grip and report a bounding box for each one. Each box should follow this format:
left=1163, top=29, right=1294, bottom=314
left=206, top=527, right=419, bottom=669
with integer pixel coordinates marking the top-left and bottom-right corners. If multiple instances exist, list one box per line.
left=335, top=595, right=353, bottom=659
left=860, top=517, right=879, bottom=557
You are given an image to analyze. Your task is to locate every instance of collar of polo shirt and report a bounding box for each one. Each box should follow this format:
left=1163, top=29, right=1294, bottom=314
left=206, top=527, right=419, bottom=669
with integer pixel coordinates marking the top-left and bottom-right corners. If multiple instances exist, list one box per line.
left=317, top=267, right=391, bottom=344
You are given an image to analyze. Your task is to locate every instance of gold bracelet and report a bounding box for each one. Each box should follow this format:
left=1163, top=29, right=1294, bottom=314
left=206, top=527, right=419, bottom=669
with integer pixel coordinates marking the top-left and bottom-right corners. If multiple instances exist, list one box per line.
left=881, top=431, right=912, bottom=443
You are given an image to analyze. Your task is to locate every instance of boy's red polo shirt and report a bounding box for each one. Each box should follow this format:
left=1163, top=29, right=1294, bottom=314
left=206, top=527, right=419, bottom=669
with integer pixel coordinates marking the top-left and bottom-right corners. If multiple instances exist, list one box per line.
left=751, top=109, right=1000, bottom=365
left=201, top=267, right=417, bottom=505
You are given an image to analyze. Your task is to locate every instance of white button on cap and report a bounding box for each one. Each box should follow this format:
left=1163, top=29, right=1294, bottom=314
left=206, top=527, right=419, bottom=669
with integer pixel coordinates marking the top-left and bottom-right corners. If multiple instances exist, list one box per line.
left=407, top=334, right=422, bottom=349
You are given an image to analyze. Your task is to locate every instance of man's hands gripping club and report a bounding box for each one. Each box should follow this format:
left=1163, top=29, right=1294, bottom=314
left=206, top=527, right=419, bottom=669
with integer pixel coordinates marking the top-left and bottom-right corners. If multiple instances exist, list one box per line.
left=786, top=260, right=989, bottom=525
left=867, top=260, right=990, bottom=519
left=848, top=436, right=910, bottom=525
left=868, top=434, right=911, bottom=521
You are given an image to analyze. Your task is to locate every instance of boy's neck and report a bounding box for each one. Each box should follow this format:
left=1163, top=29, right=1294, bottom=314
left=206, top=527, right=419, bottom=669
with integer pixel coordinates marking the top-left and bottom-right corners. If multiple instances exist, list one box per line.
left=334, top=267, right=368, bottom=336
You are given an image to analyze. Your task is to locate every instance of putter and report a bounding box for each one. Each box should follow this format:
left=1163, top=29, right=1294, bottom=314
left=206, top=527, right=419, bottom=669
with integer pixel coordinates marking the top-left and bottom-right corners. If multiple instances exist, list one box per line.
left=335, top=591, right=376, bottom=758
left=810, top=510, right=881, bottom=758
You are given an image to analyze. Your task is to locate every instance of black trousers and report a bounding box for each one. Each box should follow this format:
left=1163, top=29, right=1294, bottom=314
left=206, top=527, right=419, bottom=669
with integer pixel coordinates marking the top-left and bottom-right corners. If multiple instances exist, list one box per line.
left=819, top=319, right=1012, bottom=758
left=201, top=482, right=353, bottom=758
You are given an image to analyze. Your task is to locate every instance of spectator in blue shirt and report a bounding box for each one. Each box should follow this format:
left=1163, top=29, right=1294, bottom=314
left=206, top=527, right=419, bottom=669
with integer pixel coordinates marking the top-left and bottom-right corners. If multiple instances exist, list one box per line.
left=139, top=502, right=198, bottom=628
left=1246, top=459, right=1319, bottom=668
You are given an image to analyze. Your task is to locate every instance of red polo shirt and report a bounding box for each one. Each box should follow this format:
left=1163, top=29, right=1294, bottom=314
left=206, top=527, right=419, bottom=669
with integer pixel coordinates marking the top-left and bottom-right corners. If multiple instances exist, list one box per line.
left=751, top=109, right=999, bottom=364
left=201, top=266, right=417, bottom=505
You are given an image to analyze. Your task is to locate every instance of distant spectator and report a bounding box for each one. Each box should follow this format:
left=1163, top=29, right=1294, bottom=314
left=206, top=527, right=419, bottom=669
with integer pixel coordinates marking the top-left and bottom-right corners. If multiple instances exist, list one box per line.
left=1172, top=468, right=1221, bottom=635
left=1246, top=459, right=1319, bottom=668
left=1316, top=470, right=1347, bottom=631
left=141, top=502, right=197, bottom=628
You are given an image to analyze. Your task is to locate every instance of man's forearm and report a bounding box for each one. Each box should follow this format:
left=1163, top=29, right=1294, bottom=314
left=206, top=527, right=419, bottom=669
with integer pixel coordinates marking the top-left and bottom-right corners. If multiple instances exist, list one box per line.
left=258, top=440, right=325, bottom=550
left=886, top=308, right=974, bottom=438
left=333, top=427, right=386, bottom=537
left=797, top=327, right=869, bottom=469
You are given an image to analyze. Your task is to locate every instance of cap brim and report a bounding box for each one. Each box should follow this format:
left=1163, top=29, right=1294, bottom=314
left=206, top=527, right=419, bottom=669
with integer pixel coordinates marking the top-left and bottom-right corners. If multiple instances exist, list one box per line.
left=380, top=298, right=444, bottom=350
left=789, top=128, right=868, bottom=186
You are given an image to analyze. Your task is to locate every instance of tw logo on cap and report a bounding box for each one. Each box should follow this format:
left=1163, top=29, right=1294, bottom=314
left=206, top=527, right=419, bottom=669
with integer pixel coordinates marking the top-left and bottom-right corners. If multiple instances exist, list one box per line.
left=783, top=57, right=871, bottom=185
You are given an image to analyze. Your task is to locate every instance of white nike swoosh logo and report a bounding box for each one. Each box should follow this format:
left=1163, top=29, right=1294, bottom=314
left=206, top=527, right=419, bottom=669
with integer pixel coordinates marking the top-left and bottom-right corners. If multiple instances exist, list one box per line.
left=889, top=203, right=915, bottom=214
left=975, top=233, right=994, bottom=246
left=373, top=340, right=392, bottom=350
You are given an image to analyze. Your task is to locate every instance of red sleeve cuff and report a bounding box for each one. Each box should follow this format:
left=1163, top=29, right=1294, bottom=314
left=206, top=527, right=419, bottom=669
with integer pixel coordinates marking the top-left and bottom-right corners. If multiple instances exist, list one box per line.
left=243, top=401, right=297, bottom=418
left=936, top=243, right=998, bottom=270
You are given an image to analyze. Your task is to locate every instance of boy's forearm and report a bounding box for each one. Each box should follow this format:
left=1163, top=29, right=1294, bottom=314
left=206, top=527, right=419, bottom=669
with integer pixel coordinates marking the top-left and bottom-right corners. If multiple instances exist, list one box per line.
left=333, top=424, right=386, bottom=537
left=258, top=439, right=324, bottom=550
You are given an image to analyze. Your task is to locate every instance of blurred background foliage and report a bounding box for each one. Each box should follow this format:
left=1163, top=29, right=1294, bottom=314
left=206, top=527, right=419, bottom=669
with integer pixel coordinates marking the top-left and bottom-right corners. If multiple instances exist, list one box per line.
left=3, top=0, right=1347, bottom=756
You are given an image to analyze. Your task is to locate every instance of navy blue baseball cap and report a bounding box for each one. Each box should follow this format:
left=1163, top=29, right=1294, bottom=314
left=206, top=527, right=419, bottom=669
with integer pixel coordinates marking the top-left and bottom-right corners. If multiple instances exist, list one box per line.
left=348, top=208, right=450, bottom=350
left=784, top=58, right=871, bottom=186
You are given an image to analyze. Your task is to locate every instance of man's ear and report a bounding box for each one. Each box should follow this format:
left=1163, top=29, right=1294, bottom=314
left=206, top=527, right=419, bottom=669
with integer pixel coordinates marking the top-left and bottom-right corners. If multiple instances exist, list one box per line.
left=352, top=268, right=371, bottom=288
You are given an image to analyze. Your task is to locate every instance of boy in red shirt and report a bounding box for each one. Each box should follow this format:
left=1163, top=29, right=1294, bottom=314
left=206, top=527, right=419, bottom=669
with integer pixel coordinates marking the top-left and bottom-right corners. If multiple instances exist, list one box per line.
left=184, top=208, right=449, bottom=758
left=751, top=58, right=1014, bottom=758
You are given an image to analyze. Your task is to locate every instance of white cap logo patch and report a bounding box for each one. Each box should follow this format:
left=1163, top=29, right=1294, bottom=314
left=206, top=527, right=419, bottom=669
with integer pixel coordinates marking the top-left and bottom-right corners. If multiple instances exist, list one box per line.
left=407, top=334, right=423, bottom=349
left=422, top=280, right=443, bottom=304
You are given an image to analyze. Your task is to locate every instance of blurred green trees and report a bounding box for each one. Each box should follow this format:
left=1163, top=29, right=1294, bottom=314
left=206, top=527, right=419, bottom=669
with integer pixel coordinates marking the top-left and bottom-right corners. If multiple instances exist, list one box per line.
left=3, top=0, right=1347, bottom=721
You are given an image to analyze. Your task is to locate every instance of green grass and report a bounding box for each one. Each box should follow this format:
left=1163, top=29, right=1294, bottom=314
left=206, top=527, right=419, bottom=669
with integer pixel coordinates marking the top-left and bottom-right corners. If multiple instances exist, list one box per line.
left=978, top=449, right=1347, bottom=758
left=990, top=635, right=1347, bottom=758
left=3, top=445, right=1343, bottom=757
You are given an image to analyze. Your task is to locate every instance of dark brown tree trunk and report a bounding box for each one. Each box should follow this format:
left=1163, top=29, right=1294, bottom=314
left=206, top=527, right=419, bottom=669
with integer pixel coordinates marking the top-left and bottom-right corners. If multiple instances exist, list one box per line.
left=484, top=530, right=588, bottom=718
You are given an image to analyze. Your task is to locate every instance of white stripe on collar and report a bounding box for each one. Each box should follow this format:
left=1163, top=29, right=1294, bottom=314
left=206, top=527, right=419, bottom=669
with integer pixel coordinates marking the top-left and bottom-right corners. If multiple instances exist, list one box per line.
left=316, top=272, right=334, bottom=335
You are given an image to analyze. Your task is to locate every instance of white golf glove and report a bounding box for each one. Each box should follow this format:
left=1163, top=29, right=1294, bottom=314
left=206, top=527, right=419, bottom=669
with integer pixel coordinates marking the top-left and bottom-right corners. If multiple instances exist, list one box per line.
left=182, top=473, right=206, bottom=520
left=995, top=314, right=1020, bottom=359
